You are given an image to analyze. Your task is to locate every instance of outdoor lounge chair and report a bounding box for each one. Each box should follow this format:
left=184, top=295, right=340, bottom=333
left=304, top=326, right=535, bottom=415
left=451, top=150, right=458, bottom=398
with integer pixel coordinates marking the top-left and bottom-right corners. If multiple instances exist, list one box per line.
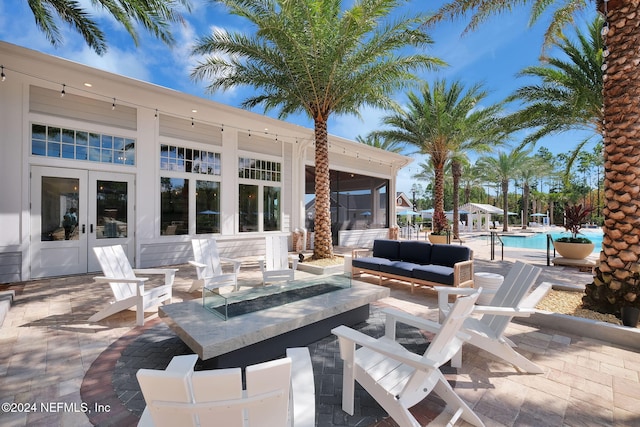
left=136, top=347, right=315, bottom=427
left=260, top=235, right=298, bottom=285
left=433, top=261, right=551, bottom=373
left=332, top=290, right=484, bottom=427
left=90, top=245, right=176, bottom=326
left=189, top=238, right=242, bottom=292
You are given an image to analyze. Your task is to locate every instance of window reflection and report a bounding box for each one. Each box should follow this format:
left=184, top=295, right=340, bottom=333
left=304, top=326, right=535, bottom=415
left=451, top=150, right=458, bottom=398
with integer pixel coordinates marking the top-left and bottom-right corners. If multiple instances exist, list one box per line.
left=41, top=177, right=79, bottom=241
left=160, top=178, right=189, bottom=235
left=96, top=180, right=128, bottom=239
left=239, top=184, right=258, bottom=232
left=264, top=186, right=281, bottom=231
left=196, top=181, right=220, bottom=234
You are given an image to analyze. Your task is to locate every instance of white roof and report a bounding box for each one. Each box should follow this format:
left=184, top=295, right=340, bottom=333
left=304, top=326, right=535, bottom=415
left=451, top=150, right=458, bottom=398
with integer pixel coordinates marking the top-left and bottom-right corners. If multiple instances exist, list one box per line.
left=460, top=203, right=504, bottom=215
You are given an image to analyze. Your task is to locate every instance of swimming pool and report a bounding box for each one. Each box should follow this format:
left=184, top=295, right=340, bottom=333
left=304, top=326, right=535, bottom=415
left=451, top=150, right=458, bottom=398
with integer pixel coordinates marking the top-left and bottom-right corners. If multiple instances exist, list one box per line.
left=488, top=229, right=603, bottom=253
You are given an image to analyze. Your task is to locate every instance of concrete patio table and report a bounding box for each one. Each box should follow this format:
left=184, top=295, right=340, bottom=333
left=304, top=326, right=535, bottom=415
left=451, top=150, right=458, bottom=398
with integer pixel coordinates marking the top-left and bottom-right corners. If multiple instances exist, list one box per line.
left=159, top=275, right=389, bottom=367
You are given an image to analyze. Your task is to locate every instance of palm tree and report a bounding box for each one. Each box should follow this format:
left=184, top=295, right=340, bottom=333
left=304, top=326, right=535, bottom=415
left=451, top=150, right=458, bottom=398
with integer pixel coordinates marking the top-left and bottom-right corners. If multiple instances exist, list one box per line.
left=192, top=0, right=443, bottom=259
left=461, top=164, right=485, bottom=204
left=376, top=79, right=503, bottom=235
left=25, top=0, right=190, bottom=55
left=476, top=148, right=530, bottom=232
left=504, top=16, right=603, bottom=174
left=427, top=1, right=640, bottom=314
left=517, top=155, right=554, bottom=229
left=355, top=135, right=405, bottom=154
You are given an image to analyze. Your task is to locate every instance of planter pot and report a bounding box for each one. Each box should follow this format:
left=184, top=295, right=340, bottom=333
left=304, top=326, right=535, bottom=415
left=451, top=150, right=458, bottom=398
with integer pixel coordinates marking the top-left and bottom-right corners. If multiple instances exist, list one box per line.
left=553, top=241, right=595, bottom=260
left=428, top=234, right=449, bottom=244
left=621, top=307, right=640, bottom=327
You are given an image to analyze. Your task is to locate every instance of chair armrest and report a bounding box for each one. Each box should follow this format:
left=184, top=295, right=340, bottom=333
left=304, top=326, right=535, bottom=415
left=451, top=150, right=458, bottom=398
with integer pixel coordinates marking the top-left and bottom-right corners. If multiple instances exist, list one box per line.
left=332, top=325, right=438, bottom=371
left=165, top=354, right=198, bottom=373
left=434, top=287, right=477, bottom=313
left=288, top=256, right=299, bottom=271
left=286, top=348, right=315, bottom=427
left=188, top=260, right=207, bottom=269
left=94, top=276, right=148, bottom=284
left=381, top=307, right=442, bottom=334
left=133, top=268, right=178, bottom=275
left=520, top=282, right=553, bottom=309
left=473, top=306, right=536, bottom=317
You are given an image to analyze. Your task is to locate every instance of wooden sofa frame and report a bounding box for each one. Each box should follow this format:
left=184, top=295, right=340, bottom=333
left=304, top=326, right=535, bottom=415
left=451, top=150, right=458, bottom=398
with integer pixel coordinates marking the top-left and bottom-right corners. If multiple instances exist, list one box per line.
left=351, top=247, right=474, bottom=293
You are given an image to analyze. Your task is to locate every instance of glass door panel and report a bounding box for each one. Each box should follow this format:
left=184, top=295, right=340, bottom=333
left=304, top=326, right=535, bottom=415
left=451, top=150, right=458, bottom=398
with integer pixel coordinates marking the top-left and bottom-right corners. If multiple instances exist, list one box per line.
left=31, top=167, right=87, bottom=277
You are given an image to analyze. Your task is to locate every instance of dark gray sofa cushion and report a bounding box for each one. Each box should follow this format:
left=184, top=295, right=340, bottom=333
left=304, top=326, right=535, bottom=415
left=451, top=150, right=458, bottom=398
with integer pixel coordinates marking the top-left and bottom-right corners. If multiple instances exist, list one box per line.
left=429, top=244, right=471, bottom=268
left=398, top=241, right=432, bottom=265
left=372, top=239, right=401, bottom=260
left=412, top=264, right=455, bottom=285
left=380, top=261, right=418, bottom=277
left=352, top=257, right=395, bottom=272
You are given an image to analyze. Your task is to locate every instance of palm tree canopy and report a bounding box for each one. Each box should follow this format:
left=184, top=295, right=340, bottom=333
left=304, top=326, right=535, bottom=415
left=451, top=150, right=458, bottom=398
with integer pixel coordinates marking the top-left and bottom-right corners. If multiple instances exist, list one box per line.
left=26, top=0, right=190, bottom=55
left=503, top=15, right=603, bottom=146
left=355, top=134, right=405, bottom=153
left=376, top=79, right=504, bottom=166
left=424, top=0, right=591, bottom=49
left=191, top=0, right=445, bottom=121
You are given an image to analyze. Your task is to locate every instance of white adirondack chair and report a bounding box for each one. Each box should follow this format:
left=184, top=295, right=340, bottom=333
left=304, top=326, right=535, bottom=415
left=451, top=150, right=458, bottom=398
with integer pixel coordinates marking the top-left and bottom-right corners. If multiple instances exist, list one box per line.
left=136, top=347, right=315, bottom=427
left=332, top=291, right=484, bottom=427
left=188, top=239, right=242, bottom=292
left=433, top=261, right=551, bottom=373
left=259, top=235, right=298, bottom=285
left=90, top=245, right=176, bottom=326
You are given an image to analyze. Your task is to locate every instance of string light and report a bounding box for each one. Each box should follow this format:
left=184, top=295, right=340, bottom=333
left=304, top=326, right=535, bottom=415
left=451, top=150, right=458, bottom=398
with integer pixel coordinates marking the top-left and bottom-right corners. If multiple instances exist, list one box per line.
left=0, top=63, right=403, bottom=169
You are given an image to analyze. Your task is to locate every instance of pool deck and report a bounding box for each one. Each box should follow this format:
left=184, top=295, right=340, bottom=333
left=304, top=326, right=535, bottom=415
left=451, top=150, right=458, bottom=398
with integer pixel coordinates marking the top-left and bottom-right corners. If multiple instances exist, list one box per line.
left=2, top=235, right=640, bottom=426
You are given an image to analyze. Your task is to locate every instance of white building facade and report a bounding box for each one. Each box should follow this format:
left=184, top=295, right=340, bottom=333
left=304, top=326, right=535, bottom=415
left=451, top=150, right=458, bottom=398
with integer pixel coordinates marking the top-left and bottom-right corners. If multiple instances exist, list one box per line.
left=0, top=42, right=411, bottom=283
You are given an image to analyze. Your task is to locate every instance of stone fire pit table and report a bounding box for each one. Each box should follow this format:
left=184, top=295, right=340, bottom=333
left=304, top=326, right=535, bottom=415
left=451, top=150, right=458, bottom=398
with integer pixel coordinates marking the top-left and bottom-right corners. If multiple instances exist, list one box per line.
left=159, top=275, right=389, bottom=368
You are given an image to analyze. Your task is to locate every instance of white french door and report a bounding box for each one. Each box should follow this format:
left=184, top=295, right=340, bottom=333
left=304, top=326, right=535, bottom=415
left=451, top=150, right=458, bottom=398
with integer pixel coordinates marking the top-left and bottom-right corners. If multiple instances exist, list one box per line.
left=30, top=166, right=135, bottom=277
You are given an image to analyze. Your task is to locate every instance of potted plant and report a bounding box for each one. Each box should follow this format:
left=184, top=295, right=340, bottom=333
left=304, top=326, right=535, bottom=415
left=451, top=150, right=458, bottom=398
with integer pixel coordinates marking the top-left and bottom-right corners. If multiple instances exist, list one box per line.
left=553, top=203, right=595, bottom=259
left=428, top=210, right=450, bottom=244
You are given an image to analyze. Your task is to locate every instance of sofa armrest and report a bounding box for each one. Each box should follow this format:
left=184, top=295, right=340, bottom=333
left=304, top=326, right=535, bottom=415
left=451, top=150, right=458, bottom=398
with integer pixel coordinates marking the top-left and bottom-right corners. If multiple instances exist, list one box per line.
left=351, top=248, right=371, bottom=259
left=453, top=259, right=474, bottom=288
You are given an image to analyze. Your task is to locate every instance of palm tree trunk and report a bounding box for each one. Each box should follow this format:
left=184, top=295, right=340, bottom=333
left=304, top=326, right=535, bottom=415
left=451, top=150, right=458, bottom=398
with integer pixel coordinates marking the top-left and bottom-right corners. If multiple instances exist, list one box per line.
left=502, top=179, right=509, bottom=232
left=586, top=0, right=640, bottom=313
left=313, top=119, right=334, bottom=259
left=522, top=182, right=530, bottom=229
left=452, top=160, right=462, bottom=238
left=433, top=163, right=445, bottom=214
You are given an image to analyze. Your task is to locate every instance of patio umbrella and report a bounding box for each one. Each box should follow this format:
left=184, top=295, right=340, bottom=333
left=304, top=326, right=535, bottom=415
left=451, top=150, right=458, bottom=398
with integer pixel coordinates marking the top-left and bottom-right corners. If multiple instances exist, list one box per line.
left=361, top=211, right=371, bottom=216
left=397, top=210, right=420, bottom=216
left=530, top=213, right=547, bottom=217
left=198, top=210, right=219, bottom=215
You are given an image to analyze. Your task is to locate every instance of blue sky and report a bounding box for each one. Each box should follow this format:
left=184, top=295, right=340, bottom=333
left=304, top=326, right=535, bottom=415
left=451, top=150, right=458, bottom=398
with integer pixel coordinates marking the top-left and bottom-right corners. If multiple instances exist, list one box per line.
left=0, top=0, right=598, bottom=195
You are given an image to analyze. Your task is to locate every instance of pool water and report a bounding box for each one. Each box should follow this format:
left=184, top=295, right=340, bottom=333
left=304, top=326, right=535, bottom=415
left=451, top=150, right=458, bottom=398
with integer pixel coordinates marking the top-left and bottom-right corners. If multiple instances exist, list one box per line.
left=489, top=230, right=603, bottom=253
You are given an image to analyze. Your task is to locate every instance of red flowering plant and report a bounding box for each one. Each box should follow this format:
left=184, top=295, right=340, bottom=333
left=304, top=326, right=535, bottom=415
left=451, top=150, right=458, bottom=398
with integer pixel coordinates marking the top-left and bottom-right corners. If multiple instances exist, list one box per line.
left=557, top=203, right=594, bottom=243
left=431, top=210, right=449, bottom=235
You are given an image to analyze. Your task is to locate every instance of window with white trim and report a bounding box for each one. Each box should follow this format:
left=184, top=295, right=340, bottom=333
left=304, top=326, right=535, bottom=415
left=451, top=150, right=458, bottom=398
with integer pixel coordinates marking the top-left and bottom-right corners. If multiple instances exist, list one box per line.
left=160, top=144, right=222, bottom=235
left=238, top=157, right=282, bottom=232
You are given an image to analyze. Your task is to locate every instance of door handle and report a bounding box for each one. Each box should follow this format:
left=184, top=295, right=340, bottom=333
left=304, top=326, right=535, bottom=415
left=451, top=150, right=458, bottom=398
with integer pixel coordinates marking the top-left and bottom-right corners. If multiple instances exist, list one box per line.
left=82, top=224, right=86, bottom=234
left=90, top=224, right=94, bottom=233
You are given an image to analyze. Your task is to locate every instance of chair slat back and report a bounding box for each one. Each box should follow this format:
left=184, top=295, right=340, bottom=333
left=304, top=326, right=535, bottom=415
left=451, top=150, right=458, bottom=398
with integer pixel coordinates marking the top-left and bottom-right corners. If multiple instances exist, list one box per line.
left=93, top=245, right=137, bottom=300
left=403, top=291, right=479, bottom=396
left=246, top=357, right=291, bottom=427
left=424, top=291, right=480, bottom=365
left=190, top=358, right=291, bottom=427
left=192, top=239, right=223, bottom=278
left=482, top=261, right=541, bottom=335
left=137, top=364, right=196, bottom=426
left=191, top=368, right=244, bottom=427
left=265, top=235, right=289, bottom=271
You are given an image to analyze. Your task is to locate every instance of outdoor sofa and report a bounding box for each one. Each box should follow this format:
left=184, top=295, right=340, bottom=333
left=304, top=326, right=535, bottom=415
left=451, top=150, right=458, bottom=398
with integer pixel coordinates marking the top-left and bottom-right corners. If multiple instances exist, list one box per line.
left=351, top=239, right=474, bottom=292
